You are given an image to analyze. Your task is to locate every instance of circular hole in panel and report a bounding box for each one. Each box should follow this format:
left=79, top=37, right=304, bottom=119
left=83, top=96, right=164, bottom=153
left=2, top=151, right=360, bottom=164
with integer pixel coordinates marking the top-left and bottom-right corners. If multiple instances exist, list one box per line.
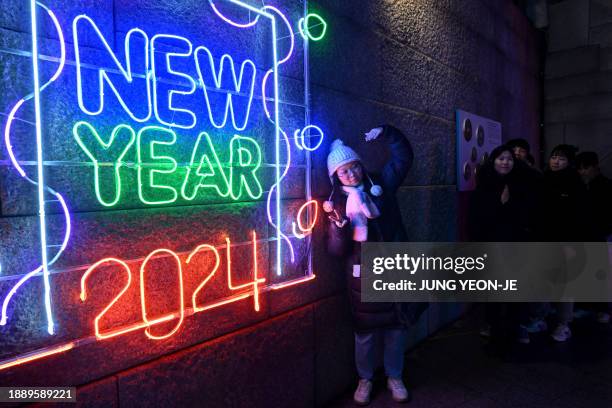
left=463, top=162, right=472, bottom=180
left=481, top=152, right=489, bottom=166
left=471, top=147, right=478, bottom=162
left=477, top=125, right=485, bottom=147
left=463, top=119, right=473, bottom=142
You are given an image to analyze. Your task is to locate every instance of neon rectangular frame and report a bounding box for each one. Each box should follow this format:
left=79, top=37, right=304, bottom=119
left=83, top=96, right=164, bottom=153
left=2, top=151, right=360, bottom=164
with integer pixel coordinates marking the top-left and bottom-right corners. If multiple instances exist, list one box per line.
left=31, top=0, right=286, bottom=283
left=0, top=0, right=319, bottom=371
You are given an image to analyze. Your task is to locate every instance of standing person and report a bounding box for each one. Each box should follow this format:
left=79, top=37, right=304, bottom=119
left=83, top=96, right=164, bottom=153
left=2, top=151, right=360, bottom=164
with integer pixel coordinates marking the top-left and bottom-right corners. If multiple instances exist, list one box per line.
left=541, top=144, right=587, bottom=341
left=576, top=152, right=612, bottom=323
left=325, top=125, right=426, bottom=405
left=505, top=139, right=546, bottom=331
left=507, top=138, right=531, bottom=162
left=576, top=152, right=612, bottom=242
left=470, top=145, right=537, bottom=344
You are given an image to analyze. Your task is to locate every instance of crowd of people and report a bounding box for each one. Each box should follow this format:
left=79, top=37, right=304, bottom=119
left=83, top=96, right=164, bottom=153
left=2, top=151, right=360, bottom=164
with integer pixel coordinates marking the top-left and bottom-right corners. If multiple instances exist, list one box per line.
left=324, top=128, right=611, bottom=405
left=470, top=138, right=612, bottom=345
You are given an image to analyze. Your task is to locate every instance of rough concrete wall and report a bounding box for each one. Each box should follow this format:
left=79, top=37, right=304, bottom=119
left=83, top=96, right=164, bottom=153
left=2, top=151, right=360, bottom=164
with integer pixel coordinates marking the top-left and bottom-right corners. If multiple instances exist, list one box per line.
left=0, top=1, right=540, bottom=407
left=545, top=0, right=612, bottom=176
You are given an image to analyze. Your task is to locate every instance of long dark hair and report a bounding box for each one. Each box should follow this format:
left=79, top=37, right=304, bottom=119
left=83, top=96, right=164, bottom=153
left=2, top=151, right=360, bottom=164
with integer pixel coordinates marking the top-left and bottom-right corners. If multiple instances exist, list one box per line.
left=476, top=145, right=515, bottom=190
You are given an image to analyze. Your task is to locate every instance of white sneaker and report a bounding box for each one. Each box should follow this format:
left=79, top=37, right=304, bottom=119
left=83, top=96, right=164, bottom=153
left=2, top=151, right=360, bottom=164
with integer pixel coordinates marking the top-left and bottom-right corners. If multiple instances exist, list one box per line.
left=597, top=312, right=610, bottom=324
left=353, top=379, right=372, bottom=405
left=479, top=325, right=491, bottom=337
left=525, top=319, right=548, bottom=333
left=551, top=324, right=572, bottom=342
left=387, top=377, right=410, bottom=403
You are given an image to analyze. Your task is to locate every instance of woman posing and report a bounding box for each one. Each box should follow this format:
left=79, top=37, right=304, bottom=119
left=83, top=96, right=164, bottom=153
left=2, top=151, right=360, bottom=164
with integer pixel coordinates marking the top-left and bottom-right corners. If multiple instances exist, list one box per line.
left=470, top=145, right=539, bottom=344
left=325, top=125, right=426, bottom=405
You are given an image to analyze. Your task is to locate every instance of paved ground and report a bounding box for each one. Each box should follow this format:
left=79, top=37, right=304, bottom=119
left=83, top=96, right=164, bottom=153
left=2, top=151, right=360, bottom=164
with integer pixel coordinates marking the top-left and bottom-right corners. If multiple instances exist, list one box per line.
left=327, top=308, right=612, bottom=408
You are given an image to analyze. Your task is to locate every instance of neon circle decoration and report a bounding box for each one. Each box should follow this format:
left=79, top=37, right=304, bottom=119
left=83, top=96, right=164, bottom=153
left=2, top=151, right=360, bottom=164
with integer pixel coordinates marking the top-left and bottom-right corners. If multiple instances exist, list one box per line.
left=298, top=13, right=327, bottom=41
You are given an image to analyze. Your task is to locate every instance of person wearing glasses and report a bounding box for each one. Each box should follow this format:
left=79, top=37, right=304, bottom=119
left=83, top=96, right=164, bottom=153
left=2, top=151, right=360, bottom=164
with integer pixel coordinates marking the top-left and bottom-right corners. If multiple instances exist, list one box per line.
left=325, top=125, right=426, bottom=405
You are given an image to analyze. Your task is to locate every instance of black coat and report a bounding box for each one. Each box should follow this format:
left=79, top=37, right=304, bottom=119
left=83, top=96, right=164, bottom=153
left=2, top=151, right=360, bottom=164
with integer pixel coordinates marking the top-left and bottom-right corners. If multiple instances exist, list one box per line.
left=539, top=168, right=589, bottom=242
left=469, top=161, right=541, bottom=242
left=584, top=174, right=612, bottom=241
left=326, top=125, right=428, bottom=332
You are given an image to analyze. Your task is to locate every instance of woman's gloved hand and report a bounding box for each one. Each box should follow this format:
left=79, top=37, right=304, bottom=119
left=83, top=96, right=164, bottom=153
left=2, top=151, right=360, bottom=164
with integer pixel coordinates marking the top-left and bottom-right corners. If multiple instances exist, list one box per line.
left=364, top=127, right=384, bottom=142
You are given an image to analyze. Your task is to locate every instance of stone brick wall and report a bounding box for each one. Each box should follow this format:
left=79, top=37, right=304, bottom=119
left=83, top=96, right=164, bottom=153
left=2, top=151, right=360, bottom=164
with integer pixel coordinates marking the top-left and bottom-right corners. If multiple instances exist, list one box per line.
left=545, top=0, right=612, bottom=176
left=0, top=1, right=540, bottom=406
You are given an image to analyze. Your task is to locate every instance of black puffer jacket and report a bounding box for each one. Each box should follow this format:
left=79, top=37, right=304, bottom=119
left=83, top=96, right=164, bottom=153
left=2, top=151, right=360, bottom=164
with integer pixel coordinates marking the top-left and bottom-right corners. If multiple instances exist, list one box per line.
left=470, top=159, right=540, bottom=242
left=326, top=125, right=428, bottom=332
left=584, top=174, right=612, bottom=241
left=540, top=168, right=589, bottom=241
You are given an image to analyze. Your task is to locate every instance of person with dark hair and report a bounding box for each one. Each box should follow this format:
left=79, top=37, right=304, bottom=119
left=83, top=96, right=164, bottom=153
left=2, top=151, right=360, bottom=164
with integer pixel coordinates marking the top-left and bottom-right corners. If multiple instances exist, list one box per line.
left=540, top=144, right=587, bottom=341
left=325, top=125, right=427, bottom=405
left=471, top=145, right=537, bottom=241
left=470, top=144, right=538, bottom=344
left=576, top=151, right=612, bottom=241
left=576, top=151, right=612, bottom=323
left=507, top=138, right=531, bottom=162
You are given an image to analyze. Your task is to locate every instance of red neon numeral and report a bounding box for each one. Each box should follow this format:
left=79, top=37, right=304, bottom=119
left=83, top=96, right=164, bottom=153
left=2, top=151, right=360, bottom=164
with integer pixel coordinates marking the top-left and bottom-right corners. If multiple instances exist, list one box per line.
left=225, top=231, right=265, bottom=311
left=80, top=231, right=270, bottom=342
left=80, top=258, right=137, bottom=340
left=186, top=244, right=221, bottom=312
left=140, top=249, right=185, bottom=340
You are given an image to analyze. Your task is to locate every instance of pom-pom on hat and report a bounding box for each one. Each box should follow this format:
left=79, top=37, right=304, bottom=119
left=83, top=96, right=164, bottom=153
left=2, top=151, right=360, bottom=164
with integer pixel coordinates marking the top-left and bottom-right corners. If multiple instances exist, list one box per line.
left=327, top=139, right=361, bottom=177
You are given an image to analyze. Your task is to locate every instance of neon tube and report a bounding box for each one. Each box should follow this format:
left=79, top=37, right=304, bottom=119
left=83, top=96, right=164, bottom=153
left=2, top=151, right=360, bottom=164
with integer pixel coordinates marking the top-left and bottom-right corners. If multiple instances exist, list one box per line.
left=140, top=249, right=185, bottom=340
left=186, top=244, right=221, bottom=311
left=291, top=199, right=318, bottom=239
left=270, top=274, right=316, bottom=290
left=1, top=1, right=69, bottom=333
left=73, top=15, right=152, bottom=122
left=30, top=0, right=54, bottom=335
left=80, top=258, right=134, bottom=340
left=0, top=342, right=74, bottom=371
left=208, top=0, right=260, bottom=28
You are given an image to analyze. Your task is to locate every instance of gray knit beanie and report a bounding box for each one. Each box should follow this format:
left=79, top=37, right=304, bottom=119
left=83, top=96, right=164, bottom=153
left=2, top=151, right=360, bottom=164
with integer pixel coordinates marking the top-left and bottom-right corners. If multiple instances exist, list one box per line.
left=326, top=139, right=361, bottom=178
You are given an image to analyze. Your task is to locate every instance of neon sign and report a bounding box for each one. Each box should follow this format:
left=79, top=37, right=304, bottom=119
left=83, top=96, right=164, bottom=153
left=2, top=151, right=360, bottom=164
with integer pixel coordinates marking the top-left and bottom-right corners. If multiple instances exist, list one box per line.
left=0, top=0, right=327, bottom=370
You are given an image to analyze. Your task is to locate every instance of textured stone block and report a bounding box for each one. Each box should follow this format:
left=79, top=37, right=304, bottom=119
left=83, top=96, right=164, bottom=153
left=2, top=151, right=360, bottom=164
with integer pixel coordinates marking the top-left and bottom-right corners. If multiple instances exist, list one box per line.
left=548, top=0, right=590, bottom=52
left=546, top=72, right=612, bottom=100
left=0, top=1, right=114, bottom=49
left=0, top=210, right=41, bottom=275
left=115, top=0, right=271, bottom=68
left=116, top=305, right=315, bottom=408
left=546, top=46, right=600, bottom=79
left=591, top=22, right=612, bottom=47
left=601, top=46, right=612, bottom=71
left=591, top=0, right=612, bottom=27
left=545, top=94, right=612, bottom=123
left=309, top=13, right=382, bottom=101
left=310, top=86, right=455, bottom=188
left=396, top=186, right=458, bottom=242
left=380, top=38, right=433, bottom=115
left=564, top=120, right=612, bottom=177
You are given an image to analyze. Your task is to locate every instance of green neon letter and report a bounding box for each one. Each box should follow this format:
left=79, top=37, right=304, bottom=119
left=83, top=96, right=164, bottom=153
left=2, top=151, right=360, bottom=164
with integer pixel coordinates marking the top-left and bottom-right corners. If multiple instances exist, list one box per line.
left=229, top=135, right=262, bottom=200
left=137, top=126, right=178, bottom=205
left=181, top=132, right=230, bottom=200
left=73, top=121, right=136, bottom=207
